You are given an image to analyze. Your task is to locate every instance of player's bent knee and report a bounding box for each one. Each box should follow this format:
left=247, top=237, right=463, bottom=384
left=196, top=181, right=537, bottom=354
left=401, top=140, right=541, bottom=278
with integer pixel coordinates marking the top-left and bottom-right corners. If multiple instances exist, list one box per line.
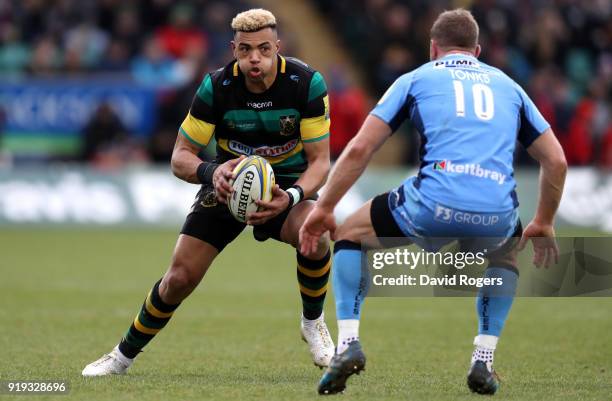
left=487, top=247, right=519, bottom=274
left=334, top=223, right=363, bottom=245
left=333, top=200, right=376, bottom=244
left=162, top=261, right=204, bottom=301
left=310, top=232, right=331, bottom=259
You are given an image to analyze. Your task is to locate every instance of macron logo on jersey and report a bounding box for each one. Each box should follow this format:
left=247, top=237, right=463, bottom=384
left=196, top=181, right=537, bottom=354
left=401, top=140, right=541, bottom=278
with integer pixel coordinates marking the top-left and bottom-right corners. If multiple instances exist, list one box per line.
left=433, top=160, right=506, bottom=185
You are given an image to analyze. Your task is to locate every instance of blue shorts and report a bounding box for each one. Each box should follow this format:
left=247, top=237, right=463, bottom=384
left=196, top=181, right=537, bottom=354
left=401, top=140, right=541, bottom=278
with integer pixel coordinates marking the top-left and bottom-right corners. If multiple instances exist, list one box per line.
left=385, top=177, right=520, bottom=252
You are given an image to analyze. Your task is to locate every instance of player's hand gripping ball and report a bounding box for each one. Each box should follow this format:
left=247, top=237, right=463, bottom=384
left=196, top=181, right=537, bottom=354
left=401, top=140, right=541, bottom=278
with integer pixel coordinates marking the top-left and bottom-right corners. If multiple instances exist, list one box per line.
left=227, top=155, right=275, bottom=223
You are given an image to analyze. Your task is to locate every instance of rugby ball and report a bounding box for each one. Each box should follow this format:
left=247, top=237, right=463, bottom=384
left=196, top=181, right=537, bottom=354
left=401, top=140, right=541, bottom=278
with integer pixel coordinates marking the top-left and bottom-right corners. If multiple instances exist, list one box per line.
left=228, top=156, right=275, bottom=223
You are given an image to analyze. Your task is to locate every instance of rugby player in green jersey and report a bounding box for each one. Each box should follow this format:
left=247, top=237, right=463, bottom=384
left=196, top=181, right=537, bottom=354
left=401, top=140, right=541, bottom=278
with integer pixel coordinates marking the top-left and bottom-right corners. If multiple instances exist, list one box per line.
left=83, top=8, right=334, bottom=376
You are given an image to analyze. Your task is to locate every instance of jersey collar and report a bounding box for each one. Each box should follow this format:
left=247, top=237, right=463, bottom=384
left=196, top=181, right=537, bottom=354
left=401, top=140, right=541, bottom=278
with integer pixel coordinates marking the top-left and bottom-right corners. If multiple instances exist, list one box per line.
left=441, top=52, right=478, bottom=61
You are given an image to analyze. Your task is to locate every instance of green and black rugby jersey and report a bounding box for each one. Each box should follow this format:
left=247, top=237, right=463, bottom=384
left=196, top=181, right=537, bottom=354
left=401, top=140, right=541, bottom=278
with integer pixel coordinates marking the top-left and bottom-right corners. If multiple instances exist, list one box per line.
left=179, top=55, right=330, bottom=179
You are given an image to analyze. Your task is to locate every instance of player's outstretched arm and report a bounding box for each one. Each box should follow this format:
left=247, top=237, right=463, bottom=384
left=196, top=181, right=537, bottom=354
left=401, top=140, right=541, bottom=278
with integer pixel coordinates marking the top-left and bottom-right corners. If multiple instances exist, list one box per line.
left=525, top=128, right=567, bottom=225
left=299, top=115, right=390, bottom=255
left=318, top=114, right=391, bottom=211
left=518, top=128, right=568, bottom=267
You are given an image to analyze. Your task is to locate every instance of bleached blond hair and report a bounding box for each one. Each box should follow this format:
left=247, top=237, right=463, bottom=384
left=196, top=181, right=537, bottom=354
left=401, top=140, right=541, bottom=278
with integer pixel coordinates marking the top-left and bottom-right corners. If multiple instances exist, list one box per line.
left=231, top=9, right=277, bottom=33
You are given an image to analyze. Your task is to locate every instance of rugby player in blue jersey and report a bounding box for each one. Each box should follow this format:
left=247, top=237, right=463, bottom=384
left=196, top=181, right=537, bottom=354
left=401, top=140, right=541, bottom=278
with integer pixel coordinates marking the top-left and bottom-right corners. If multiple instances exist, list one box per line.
left=300, top=8, right=567, bottom=396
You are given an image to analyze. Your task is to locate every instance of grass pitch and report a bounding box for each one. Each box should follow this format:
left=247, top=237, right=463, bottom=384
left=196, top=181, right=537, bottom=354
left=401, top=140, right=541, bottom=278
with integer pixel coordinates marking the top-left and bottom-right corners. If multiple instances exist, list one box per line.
left=1, top=229, right=611, bottom=401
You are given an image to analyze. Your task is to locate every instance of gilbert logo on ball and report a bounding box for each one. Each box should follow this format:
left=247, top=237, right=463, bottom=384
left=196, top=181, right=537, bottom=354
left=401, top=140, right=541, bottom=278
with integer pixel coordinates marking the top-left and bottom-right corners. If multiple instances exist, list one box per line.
left=234, top=170, right=254, bottom=222
left=227, top=156, right=275, bottom=223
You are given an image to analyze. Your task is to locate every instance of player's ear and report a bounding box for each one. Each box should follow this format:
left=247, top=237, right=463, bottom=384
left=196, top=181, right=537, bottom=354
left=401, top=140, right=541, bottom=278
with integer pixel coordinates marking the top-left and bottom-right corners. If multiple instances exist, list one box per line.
left=275, top=39, right=280, bottom=52
left=230, top=40, right=239, bottom=59
left=429, top=39, right=436, bottom=61
left=474, top=44, right=482, bottom=58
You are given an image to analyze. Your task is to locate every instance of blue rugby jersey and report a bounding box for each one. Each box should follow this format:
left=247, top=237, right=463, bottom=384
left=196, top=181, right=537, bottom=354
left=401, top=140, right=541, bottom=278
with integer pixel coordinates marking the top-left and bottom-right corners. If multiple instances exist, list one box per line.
left=371, top=53, right=550, bottom=212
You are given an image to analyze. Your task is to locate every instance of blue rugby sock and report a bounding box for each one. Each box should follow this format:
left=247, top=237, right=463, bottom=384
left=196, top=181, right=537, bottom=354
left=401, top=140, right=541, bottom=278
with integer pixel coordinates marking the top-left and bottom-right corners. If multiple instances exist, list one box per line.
left=333, top=240, right=367, bottom=353
left=333, top=241, right=367, bottom=320
left=476, top=267, right=518, bottom=337
left=473, top=267, right=518, bottom=368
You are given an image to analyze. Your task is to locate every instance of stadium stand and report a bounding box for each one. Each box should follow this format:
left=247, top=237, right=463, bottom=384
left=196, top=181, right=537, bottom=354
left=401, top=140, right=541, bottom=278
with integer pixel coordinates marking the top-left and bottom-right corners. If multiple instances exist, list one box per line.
left=312, top=0, right=611, bottom=166
left=0, top=0, right=609, bottom=166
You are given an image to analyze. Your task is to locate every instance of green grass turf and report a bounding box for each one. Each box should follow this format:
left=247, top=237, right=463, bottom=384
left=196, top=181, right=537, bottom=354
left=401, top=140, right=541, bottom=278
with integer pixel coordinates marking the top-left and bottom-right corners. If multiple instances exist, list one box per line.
left=0, top=229, right=611, bottom=401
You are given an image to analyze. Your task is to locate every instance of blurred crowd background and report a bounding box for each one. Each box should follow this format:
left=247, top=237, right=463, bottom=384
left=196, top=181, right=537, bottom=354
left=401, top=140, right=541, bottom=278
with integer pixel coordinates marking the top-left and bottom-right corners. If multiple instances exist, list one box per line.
left=0, top=0, right=609, bottom=168
left=314, top=0, right=611, bottom=166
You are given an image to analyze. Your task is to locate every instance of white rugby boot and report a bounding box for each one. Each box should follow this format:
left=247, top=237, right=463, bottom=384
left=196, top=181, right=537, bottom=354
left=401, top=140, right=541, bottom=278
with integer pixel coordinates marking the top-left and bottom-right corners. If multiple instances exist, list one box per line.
left=301, top=313, right=335, bottom=368
left=82, top=345, right=133, bottom=377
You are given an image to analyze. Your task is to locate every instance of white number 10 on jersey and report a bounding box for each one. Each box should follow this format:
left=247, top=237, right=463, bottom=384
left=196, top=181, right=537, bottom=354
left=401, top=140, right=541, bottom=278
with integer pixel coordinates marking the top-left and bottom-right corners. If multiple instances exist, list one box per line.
left=452, top=80, right=495, bottom=121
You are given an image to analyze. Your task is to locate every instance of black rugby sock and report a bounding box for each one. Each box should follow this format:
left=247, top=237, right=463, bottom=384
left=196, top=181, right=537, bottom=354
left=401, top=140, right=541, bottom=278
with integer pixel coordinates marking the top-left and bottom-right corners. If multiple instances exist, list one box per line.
left=118, top=279, right=180, bottom=359
left=296, top=250, right=331, bottom=320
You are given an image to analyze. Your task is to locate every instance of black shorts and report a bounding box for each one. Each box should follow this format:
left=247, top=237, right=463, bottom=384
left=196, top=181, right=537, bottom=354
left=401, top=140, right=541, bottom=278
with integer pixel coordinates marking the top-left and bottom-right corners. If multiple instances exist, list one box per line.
left=369, top=191, right=522, bottom=271
left=180, top=183, right=291, bottom=252
left=180, top=177, right=316, bottom=252
left=370, top=192, right=405, bottom=238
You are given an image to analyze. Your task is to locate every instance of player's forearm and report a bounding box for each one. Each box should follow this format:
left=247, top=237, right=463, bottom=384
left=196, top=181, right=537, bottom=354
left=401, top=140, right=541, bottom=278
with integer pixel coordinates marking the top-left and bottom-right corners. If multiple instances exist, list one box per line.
left=170, top=148, right=204, bottom=184
left=317, top=115, right=390, bottom=210
left=534, top=157, right=567, bottom=225
left=294, top=156, right=330, bottom=199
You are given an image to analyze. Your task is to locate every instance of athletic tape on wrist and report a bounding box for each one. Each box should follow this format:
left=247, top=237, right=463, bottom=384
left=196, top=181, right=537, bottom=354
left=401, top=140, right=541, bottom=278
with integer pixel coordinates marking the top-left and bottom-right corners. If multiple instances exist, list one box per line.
left=286, top=187, right=301, bottom=208
left=291, top=184, right=305, bottom=201
left=196, top=162, right=219, bottom=184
